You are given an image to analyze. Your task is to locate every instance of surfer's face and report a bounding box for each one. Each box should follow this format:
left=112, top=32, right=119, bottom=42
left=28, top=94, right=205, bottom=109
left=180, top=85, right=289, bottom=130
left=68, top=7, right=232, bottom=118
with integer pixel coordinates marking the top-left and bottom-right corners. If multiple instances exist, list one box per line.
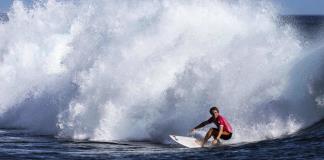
left=212, top=110, right=219, bottom=118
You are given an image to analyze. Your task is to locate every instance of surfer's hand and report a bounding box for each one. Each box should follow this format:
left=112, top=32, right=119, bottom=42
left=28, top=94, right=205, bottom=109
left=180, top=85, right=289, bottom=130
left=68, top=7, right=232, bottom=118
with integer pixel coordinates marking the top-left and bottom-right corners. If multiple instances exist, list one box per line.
left=191, top=128, right=195, bottom=133
left=212, top=139, right=218, bottom=145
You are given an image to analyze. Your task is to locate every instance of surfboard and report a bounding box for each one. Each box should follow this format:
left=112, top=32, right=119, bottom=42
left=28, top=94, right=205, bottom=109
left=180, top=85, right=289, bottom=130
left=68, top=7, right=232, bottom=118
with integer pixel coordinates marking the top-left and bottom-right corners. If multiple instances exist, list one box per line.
left=169, top=135, right=204, bottom=148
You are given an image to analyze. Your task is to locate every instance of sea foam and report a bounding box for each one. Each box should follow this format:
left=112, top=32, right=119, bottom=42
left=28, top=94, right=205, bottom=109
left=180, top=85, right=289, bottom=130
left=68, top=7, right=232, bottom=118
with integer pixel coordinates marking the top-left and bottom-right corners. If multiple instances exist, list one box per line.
left=0, top=0, right=323, bottom=144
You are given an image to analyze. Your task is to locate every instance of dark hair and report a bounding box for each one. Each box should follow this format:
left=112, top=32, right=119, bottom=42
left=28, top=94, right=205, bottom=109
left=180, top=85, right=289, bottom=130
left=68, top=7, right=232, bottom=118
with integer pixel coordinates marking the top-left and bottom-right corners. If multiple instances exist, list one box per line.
left=209, top=106, right=219, bottom=115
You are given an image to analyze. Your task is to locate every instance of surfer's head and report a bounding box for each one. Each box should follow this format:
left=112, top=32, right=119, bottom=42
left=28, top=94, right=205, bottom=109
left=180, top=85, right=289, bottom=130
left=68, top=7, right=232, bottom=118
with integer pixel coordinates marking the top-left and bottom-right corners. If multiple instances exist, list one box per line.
left=209, top=106, right=219, bottom=118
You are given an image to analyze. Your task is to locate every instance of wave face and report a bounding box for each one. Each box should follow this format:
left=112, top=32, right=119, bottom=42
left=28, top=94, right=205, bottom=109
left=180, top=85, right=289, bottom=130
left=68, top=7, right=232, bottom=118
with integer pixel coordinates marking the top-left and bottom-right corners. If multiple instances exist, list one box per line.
left=0, top=0, right=323, bottom=143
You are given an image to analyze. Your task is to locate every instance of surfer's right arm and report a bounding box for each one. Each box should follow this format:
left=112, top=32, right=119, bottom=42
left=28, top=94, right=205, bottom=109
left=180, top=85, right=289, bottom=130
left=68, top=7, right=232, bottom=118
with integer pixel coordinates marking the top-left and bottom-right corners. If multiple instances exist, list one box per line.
left=192, top=117, right=213, bottom=131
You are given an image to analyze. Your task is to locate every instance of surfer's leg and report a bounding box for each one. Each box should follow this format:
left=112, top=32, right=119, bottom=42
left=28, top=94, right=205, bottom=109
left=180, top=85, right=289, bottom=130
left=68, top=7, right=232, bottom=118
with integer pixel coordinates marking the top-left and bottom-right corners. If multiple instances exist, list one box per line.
left=202, top=128, right=218, bottom=147
left=210, top=128, right=220, bottom=145
left=211, top=131, right=231, bottom=144
left=211, top=139, right=219, bottom=145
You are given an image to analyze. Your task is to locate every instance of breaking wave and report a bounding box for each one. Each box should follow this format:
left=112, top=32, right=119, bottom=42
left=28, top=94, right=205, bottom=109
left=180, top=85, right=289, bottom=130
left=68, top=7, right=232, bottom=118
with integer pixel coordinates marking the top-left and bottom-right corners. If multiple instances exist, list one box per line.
left=0, top=0, right=323, bottom=143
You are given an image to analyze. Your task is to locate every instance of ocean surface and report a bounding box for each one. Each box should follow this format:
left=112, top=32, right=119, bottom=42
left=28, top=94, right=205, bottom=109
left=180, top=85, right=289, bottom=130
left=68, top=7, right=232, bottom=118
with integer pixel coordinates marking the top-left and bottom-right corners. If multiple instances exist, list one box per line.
left=0, top=1, right=324, bottom=159
left=1, top=119, right=323, bottom=159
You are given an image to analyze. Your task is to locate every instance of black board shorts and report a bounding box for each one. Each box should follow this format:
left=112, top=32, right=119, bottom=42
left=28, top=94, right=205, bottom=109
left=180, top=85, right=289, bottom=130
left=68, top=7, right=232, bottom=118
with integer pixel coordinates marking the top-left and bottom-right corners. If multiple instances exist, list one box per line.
left=212, top=128, right=232, bottom=140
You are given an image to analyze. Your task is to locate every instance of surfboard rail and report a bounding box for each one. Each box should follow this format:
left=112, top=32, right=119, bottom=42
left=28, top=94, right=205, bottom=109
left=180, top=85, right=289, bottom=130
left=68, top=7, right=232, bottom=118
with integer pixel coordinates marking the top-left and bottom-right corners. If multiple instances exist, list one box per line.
left=169, top=135, right=203, bottom=148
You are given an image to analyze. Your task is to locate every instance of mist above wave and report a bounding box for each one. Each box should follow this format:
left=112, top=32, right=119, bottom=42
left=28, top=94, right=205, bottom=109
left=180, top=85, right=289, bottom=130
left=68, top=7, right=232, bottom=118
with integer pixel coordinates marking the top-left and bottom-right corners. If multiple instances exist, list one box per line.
left=0, top=0, right=323, bottom=143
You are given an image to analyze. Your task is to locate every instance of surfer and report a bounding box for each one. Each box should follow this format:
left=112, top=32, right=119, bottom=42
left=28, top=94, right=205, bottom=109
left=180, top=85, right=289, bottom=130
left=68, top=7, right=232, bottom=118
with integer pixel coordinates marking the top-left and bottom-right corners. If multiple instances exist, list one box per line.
left=191, top=106, right=233, bottom=147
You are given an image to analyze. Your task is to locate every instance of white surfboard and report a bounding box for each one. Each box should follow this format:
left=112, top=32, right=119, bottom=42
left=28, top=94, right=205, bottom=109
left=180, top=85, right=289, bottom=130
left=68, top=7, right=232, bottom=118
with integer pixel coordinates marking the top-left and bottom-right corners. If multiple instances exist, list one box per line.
left=169, top=135, right=203, bottom=148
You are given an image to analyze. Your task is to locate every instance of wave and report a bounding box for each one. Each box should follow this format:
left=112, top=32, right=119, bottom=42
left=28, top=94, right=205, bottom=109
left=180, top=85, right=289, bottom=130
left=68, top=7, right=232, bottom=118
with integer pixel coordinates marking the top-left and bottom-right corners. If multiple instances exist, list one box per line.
left=0, top=0, right=323, bottom=143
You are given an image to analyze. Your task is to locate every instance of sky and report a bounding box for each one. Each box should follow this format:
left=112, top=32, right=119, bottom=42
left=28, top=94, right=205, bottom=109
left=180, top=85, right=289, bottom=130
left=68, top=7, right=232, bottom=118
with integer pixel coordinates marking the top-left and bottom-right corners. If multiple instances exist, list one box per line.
left=0, top=0, right=33, bottom=13
left=1, top=0, right=324, bottom=15
left=273, top=0, right=324, bottom=15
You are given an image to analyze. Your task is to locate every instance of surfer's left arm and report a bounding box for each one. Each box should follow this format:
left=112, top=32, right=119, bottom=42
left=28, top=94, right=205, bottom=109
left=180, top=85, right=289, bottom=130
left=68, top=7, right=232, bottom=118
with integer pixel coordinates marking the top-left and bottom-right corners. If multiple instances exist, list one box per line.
left=216, top=125, right=224, bottom=140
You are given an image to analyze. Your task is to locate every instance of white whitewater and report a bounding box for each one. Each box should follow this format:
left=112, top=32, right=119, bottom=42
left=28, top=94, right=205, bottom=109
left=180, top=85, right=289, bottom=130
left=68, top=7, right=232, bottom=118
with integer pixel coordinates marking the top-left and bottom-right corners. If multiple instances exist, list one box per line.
left=0, top=0, right=323, bottom=144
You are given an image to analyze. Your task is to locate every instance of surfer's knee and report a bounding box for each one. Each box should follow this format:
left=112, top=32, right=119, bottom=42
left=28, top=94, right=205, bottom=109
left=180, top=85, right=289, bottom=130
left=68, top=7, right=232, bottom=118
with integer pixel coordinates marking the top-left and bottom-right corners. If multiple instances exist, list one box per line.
left=209, top=128, right=218, bottom=133
left=207, top=128, right=214, bottom=134
left=207, top=128, right=218, bottom=137
left=210, top=128, right=218, bottom=137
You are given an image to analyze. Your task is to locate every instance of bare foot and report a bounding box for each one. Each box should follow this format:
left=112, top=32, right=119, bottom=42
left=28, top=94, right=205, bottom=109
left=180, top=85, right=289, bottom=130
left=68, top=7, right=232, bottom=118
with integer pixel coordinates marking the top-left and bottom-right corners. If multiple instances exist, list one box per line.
left=212, top=139, right=221, bottom=145
left=212, top=140, right=218, bottom=145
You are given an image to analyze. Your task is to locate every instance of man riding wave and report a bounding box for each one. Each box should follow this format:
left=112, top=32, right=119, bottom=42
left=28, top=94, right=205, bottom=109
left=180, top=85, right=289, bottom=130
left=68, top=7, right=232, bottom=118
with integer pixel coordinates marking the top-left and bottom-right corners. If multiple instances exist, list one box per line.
left=191, top=106, right=233, bottom=147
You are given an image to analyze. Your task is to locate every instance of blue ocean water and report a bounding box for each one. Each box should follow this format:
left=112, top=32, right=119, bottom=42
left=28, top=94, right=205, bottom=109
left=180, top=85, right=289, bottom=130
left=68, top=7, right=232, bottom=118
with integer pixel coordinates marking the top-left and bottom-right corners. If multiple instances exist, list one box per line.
left=0, top=119, right=323, bottom=159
